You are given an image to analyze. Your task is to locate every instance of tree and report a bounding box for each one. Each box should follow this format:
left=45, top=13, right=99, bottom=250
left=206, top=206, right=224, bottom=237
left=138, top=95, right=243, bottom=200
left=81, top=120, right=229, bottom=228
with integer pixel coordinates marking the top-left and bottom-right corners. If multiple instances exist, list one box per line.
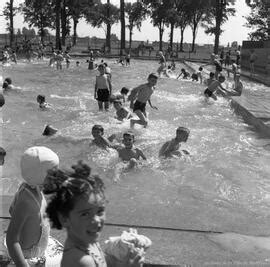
left=125, top=1, right=148, bottom=50
left=143, top=0, right=168, bottom=51
left=20, top=0, right=54, bottom=45
left=84, top=1, right=119, bottom=53
left=120, top=0, right=125, bottom=55
left=2, top=0, right=19, bottom=47
left=187, top=0, right=210, bottom=52
left=202, top=0, right=236, bottom=54
left=244, top=1, right=270, bottom=40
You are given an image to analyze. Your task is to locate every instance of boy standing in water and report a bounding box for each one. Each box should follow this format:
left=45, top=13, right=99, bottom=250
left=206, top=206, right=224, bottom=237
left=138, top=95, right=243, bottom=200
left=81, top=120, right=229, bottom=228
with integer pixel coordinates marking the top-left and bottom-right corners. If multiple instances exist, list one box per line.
left=128, top=73, right=158, bottom=128
left=159, top=127, right=190, bottom=158
left=95, top=64, right=112, bottom=111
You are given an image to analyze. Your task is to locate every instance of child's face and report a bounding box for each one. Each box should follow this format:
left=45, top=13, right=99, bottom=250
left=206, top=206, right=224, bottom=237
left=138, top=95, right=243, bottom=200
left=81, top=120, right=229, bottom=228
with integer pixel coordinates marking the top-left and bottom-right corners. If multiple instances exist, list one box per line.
left=123, top=135, right=134, bottom=149
left=65, top=194, right=106, bottom=245
left=148, top=77, right=157, bottom=87
left=92, top=129, right=103, bottom=139
left=176, top=130, right=189, bottom=142
left=98, top=66, right=105, bottom=74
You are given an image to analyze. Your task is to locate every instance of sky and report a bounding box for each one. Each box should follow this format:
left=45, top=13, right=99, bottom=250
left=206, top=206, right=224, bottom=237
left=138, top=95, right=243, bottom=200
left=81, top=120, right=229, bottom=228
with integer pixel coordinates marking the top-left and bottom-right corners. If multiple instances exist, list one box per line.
left=0, top=0, right=251, bottom=46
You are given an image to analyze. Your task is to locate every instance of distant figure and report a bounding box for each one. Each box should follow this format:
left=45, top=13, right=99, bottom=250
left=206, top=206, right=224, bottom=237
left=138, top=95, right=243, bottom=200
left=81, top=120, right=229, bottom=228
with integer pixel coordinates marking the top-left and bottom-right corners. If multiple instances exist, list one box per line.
left=225, top=51, right=231, bottom=67
left=125, top=53, right=131, bottom=66
left=55, top=51, right=64, bottom=70
left=37, top=94, right=52, bottom=110
left=128, top=73, right=158, bottom=128
left=159, top=127, right=190, bottom=158
left=249, top=50, right=257, bottom=77
left=64, top=51, right=71, bottom=68
left=157, top=51, right=166, bottom=77
left=76, top=61, right=80, bottom=67
left=191, top=67, right=203, bottom=83
left=94, top=64, right=112, bottom=111
left=213, top=57, right=223, bottom=79
left=203, top=75, right=226, bottom=101
left=11, top=50, right=17, bottom=64
left=104, top=62, right=112, bottom=79
left=177, top=68, right=190, bottom=79
left=170, top=59, right=176, bottom=70
left=236, top=49, right=241, bottom=65
left=113, top=100, right=132, bottom=121
left=220, top=49, right=224, bottom=66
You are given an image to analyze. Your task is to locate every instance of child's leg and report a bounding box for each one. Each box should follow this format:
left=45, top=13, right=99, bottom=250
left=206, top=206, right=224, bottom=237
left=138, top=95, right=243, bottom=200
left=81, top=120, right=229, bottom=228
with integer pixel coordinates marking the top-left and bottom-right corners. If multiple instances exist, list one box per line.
left=127, top=158, right=138, bottom=169
left=130, top=110, right=147, bottom=128
left=104, top=101, right=109, bottom=111
left=98, top=101, right=103, bottom=111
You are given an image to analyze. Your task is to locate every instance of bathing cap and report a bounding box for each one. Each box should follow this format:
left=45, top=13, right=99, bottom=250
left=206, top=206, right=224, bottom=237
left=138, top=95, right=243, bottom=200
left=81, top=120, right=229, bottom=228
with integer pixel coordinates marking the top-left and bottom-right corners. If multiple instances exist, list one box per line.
left=0, top=93, right=5, bottom=107
left=20, top=146, right=59, bottom=186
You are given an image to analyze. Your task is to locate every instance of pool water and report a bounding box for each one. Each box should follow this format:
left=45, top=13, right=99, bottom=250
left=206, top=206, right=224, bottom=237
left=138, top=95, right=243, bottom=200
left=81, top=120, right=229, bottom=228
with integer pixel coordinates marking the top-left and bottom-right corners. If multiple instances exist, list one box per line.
left=2, top=58, right=270, bottom=263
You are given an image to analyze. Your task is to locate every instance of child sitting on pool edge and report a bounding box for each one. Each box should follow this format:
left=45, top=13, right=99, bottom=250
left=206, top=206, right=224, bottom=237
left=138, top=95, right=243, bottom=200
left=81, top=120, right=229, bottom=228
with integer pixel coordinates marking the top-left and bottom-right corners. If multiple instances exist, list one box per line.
left=159, top=127, right=190, bottom=158
left=5, top=146, right=60, bottom=266
left=45, top=162, right=145, bottom=267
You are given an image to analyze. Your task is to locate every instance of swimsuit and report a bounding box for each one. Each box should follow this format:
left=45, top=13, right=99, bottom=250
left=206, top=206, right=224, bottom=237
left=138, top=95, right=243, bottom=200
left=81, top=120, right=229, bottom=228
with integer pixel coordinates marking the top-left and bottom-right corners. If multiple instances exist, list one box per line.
left=133, top=100, right=146, bottom=113
left=204, top=88, right=213, bottom=97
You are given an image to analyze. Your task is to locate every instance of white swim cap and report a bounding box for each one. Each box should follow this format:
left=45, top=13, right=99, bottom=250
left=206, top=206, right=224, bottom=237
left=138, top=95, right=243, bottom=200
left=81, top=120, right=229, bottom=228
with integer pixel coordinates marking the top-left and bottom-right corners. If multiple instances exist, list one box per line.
left=20, top=146, right=59, bottom=186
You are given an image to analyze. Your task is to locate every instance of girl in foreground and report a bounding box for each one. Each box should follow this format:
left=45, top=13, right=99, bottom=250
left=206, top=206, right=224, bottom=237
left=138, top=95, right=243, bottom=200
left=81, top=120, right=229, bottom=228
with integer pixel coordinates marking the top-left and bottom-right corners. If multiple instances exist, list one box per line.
left=45, top=161, right=144, bottom=267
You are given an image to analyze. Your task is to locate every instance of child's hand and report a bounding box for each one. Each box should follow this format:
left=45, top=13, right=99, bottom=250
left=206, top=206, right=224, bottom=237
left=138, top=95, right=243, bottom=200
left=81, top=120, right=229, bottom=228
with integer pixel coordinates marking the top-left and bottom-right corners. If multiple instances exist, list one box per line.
left=127, top=245, right=145, bottom=267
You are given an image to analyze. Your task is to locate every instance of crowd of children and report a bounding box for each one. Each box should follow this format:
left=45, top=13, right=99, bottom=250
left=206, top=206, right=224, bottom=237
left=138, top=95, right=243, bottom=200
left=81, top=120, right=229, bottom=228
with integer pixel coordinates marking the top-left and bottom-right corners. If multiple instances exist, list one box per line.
left=0, top=48, right=245, bottom=266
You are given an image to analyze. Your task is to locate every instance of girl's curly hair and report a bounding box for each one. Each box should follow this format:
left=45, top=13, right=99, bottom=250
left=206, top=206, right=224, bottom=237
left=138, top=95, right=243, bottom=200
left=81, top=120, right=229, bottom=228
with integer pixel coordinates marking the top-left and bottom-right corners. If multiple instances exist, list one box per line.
left=45, top=161, right=105, bottom=229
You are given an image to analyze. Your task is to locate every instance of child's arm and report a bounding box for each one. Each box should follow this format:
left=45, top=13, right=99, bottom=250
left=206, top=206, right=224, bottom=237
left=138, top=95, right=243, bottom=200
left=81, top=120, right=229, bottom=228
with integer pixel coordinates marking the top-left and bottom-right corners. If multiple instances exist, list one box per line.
left=137, top=148, right=147, bottom=160
left=94, top=79, right=97, bottom=99
left=6, top=200, right=31, bottom=267
left=176, top=73, right=182, bottom=79
left=148, top=99, right=158, bottom=110
left=107, top=76, right=112, bottom=95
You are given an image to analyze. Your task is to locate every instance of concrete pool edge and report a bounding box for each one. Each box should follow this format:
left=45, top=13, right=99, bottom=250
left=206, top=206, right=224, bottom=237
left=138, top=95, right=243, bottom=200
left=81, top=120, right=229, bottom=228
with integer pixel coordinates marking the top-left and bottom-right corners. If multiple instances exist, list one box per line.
left=184, top=61, right=270, bottom=138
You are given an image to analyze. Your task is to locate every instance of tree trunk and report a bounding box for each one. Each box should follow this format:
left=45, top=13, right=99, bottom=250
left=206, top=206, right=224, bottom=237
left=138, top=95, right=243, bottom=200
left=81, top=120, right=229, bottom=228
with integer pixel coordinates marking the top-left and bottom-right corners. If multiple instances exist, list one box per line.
left=9, top=0, right=14, bottom=48
left=214, top=0, right=222, bottom=54
left=169, top=23, right=174, bottom=49
left=55, top=0, right=61, bottom=50
left=159, top=23, right=163, bottom=51
left=73, top=18, right=78, bottom=46
left=180, top=28, right=184, bottom=52
left=61, top=0, right=67, bottom=46
left=191, top=23, right=197, bottom=52
left=129, top=28, right=133, bottom=50
left=120, top=0, right=125, bottom=55
left=106, top=0, right=111, bottom=53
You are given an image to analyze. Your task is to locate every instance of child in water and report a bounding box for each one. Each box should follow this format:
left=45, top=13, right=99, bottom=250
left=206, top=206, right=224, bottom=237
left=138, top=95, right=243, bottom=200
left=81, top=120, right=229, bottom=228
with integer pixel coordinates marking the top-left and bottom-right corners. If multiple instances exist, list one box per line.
left=90, top=124, right=116, bottom=149
left=5, top=146, right=60, bottom=266
left=159, top=127, right=190, bottom=158
left=177, top=68, right=190, bottom=80
left=2, top=78, right=21, bottom=92
left=45, top=161, right=144, bottom=267
left=95, top=64, right=112, bottom=111
left=203, top=75, right=226, bottom=100
left=113, top=100, right=132, bottom=121
left=191, top=67, right=203, bottom=84
left=128, top=73, right=158, bottom=128
left=37, top=94, right=53, bottom=110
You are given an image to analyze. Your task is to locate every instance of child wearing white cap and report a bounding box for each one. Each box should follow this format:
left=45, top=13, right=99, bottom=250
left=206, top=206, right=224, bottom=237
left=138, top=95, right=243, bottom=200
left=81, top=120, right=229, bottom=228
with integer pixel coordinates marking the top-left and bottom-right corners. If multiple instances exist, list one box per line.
left=5, top=146, right=61, bottom=266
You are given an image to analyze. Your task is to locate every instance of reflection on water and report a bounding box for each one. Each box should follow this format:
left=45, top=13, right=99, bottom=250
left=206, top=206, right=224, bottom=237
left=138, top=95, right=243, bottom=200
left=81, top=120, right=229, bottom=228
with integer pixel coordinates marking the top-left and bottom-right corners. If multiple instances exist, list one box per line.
left=2, top=59, right=270, bottom=236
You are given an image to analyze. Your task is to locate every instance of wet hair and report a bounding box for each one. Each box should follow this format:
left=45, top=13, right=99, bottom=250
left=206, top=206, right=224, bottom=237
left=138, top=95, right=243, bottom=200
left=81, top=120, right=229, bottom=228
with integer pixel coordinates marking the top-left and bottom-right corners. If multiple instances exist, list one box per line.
left=45, top=161, right=105, bottom=230
left=181, top=68, right=185, bottom=72
left=4, top=78, right=12, bottom=85
left=209, top=72, right=215, bottom=78
left=199, top=67, right=203, bottom=71
left=148, top=73, right=158, bottom=80
left=123, top=131, right=135, bottom=140
left=92, top=124, right=104, bottom=134
left=218, top=75, right=225, bottom=82
left=98, top=64, right=105, bottom=69
left=176, top=127, right=190, bottom=135
left=103, top=62, right=108, bottom=67
left=37, top=94, right=45, bottom=103
left=0, top=147, right=6, bottom=156
left=120, top=87, right=129, bottom=95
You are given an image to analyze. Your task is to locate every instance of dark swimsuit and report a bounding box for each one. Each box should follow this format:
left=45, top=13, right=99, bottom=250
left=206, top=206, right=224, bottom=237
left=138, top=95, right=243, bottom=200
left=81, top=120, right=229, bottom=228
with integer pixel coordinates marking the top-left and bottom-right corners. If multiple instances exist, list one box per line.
left=133, top=100, right=146, bottom=113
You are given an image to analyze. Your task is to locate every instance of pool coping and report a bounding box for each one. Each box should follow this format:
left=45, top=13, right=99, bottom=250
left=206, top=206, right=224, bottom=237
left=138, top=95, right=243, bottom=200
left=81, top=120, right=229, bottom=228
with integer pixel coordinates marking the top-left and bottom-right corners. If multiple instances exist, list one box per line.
left=184, top=61, right=270, bottom=138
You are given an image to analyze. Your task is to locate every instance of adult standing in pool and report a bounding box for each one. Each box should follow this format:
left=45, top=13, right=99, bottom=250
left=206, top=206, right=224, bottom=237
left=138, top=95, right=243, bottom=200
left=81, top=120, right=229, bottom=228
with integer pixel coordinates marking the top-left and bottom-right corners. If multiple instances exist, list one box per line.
left=157, top=51, right=166, bottom=77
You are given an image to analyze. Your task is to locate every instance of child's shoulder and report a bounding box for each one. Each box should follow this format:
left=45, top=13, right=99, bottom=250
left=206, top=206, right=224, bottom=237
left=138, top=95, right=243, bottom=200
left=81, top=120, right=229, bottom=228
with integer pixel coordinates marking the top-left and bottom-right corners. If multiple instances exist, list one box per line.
left=62, top=248, right=96, bottom=267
